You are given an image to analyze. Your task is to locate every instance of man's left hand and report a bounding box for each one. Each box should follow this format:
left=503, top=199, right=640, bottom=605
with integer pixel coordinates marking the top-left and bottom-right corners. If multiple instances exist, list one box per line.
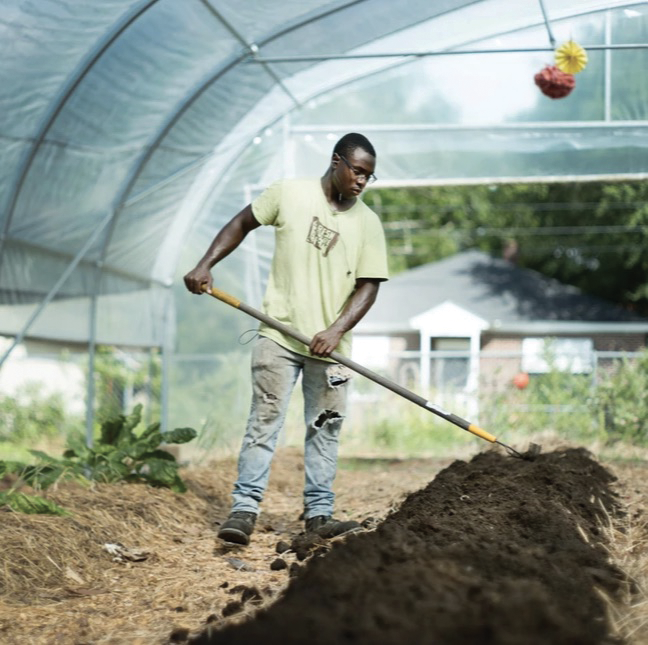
left=309, top=328, right=343, bottom=358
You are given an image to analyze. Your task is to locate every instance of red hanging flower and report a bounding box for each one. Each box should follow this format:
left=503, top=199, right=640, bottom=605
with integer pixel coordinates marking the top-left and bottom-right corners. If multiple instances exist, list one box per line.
left=534, top=65, right=575, bottom=99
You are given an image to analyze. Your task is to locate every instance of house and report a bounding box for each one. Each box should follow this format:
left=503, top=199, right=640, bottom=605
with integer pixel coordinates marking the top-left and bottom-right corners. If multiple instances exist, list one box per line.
left=353, top=250, right=648, bottom=394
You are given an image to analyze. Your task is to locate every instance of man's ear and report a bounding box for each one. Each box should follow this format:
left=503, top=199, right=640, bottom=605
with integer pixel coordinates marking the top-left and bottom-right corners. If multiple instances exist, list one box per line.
left=331, top=153, right=340, bottom=167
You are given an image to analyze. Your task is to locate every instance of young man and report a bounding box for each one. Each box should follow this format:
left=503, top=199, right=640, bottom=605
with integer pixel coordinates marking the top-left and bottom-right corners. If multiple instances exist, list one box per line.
left=183, top=133, right=388, bottom=545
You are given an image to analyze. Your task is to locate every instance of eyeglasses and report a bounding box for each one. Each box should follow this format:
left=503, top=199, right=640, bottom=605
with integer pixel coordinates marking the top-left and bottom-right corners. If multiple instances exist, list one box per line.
left=338, top=154, right=377, bottom=184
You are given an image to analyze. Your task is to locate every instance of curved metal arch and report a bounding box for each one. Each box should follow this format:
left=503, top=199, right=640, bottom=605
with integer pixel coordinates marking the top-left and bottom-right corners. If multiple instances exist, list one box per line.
left=0, top=0, right=162, bottom=266
left=174, top=1, right=647, bottom=269
left=96, top=0, right=370, bottom=269
left=94, top=0, right=634, bottom=274
left=107, top=0, right=638, bottom=241
left=102, top=0, right=546, bottom=235
left=244, top=3, right=628, bottom=103
left=200, top=0, right=302, bottom=106
left=95, top=0, right=535, bottom=278
left=121, top=0, right=507, bottom=213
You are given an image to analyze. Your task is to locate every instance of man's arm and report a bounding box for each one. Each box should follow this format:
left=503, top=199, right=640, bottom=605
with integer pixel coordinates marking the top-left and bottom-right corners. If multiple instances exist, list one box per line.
left=309, top=278, right=381, bottom=358
left=183, top=205, right=260, bottom=294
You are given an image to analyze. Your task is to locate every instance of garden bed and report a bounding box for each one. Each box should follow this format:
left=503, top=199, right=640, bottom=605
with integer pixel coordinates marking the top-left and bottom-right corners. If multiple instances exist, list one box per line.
left=0, top=445, right=646, bottom=644
left=192, top=448, right=628, bottom=645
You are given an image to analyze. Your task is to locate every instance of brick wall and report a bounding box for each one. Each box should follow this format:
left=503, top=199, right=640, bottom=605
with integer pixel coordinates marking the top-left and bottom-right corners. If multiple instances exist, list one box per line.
left=592, top=333, right=646, bottom=351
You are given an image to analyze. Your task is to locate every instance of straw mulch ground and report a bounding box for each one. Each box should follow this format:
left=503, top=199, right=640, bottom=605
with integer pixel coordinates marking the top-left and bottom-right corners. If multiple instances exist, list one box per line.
left=0, top=444, right=646, bottom=645
left=0, top=447, right=446, bottom=644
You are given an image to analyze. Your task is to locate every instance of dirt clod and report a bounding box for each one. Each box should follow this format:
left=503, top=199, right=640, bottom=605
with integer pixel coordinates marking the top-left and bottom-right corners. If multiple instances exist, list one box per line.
left=170, top=626, right=191, bottom=642
left=288, top=562, right=302, bottom=578
left=221, top=601, right=242, bottom=617
left=290, top=533, right=329, bottom=561
left=270, top=558, right=287, bottom=571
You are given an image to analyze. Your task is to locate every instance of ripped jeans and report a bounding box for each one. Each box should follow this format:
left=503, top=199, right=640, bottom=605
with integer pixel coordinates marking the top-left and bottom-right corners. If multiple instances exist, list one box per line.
left=230, top=336, right=352, bottom=520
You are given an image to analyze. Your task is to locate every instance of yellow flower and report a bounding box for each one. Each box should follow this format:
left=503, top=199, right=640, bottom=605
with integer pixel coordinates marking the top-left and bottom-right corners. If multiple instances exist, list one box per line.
left=555, top=40, right=588, bottom=74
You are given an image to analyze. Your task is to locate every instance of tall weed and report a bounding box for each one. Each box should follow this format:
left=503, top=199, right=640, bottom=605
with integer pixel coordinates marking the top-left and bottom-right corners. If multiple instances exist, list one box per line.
left=595, top=350, right=648, bottom=445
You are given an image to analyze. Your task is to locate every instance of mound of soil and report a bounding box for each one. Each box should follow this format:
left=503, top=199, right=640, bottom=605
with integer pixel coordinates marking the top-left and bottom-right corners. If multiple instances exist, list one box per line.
left=190, top=448, right=625, bottom=645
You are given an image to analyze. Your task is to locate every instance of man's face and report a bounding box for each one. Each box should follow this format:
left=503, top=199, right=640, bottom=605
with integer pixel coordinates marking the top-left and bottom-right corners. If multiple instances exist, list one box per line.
left=334, top=148, right=376, bottom=198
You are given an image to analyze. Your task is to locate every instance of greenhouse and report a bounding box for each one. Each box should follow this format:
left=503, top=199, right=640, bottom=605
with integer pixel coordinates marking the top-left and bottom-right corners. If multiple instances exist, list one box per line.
left=1, top=0, right=646, bottom=445
left=2, top=2, right=648, bottom=644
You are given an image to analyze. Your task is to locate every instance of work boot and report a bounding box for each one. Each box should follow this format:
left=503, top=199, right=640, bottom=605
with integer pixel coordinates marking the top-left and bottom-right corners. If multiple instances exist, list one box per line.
left=218, top=511, right=257, bottom=545
left=304, top=515, right=362, bottom=539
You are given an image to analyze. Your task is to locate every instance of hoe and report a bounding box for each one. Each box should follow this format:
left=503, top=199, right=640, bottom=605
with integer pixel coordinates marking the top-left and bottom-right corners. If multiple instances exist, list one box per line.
left=203, top=286, right=540, bottom=460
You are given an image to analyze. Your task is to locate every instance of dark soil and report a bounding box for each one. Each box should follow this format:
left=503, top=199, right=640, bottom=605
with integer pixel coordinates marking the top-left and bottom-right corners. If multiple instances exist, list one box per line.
left=189, top=447, right=626, bottom=645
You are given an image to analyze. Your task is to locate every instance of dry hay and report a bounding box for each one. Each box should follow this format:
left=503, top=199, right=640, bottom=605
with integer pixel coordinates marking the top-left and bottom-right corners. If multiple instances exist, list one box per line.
left=0, top=445, right=646, bottom=644
left=602, top=462, right=648, bottom=644
left=0, top=448, right=440, bottom=644
left=0, top=456, right=241, bottom=643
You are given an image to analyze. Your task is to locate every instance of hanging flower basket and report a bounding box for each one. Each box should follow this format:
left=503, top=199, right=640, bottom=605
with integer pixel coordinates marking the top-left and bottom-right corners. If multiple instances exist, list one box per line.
left=534, top=65, right=575, bottom=99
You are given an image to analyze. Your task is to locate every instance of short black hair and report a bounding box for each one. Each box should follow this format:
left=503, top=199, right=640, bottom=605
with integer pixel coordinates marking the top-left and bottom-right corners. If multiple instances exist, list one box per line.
left=333, top=132, right=376, bottom=159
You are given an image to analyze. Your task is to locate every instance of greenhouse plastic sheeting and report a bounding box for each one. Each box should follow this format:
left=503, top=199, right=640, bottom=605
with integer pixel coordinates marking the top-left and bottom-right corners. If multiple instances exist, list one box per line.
left=0, top=0, right=646, bottom=348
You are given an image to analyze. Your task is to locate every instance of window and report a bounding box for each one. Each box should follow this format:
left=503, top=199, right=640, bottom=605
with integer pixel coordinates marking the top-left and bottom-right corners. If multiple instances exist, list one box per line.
left=522, top=337, right=593, bottom=374
left=431, top=338, right=470, bottom=389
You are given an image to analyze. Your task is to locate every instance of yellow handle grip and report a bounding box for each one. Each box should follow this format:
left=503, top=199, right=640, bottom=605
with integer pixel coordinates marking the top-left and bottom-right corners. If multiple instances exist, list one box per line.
left=203, top=285, right=241, bottom=308
left=467, top=423, right=496, bottom=443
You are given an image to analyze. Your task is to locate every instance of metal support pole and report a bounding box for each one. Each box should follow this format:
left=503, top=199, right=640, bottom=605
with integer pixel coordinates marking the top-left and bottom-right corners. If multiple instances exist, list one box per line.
left=604, top=10, right=612, bottom=122
left=249, top=44, right=648, bottom=65
left=538, top=0, right=556, bottom=48
left=160, top=286, right=174, bottom=432
left=0, top=211, right=113, bottom=369
left=146, top=347, right=154, bottom=427
left=420, top=330, right=430, bottom=392
left=85, top=289, right=99, bottom=447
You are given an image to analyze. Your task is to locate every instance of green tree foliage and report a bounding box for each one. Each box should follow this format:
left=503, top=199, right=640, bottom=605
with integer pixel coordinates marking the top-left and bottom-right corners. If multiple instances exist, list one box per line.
left=595, top=349, right=648, bottom=444
left=0, top=385, right=73, bottom=442
left=365, top=180, right=648, bottom=314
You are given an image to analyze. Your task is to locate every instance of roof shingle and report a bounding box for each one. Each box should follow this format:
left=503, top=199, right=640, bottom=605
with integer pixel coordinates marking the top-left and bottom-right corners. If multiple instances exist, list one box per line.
left=361, top=250, right=646, bottom=330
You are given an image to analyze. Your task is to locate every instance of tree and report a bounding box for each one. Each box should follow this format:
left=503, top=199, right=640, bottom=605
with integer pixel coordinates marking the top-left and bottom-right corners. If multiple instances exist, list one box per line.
left=365, top=180, right=648, bottom=315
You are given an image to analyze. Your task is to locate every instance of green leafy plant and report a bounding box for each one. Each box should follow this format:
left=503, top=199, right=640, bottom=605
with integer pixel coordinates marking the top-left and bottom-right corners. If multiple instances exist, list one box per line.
left=0, top=460, right=68, bottom=515
left=64, top=404, right=196, bottom=492
left=0, top=405, right=197, bottom=512
left=595, top=350, right=648, bottom=445
left=0, top=490, right=67, bottom=515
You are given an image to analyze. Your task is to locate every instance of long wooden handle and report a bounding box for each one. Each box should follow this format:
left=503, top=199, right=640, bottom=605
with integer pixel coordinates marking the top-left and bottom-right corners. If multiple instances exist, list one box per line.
left=204, top=286, right=497, bottom=444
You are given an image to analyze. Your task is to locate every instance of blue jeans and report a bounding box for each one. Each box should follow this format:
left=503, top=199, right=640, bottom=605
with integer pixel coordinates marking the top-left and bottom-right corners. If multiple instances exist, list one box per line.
left=231, top=336, right=352, bottom=520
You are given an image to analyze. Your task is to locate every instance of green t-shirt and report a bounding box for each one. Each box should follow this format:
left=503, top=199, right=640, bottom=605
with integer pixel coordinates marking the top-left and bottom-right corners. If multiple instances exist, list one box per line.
left=251, top=178, right=389, bottom=358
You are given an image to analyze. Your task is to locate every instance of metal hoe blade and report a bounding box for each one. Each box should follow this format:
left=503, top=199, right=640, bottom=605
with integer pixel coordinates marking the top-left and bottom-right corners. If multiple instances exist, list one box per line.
left=496, top=440, right=523, bottom=458
left=497, top=440, right=542, bottom=460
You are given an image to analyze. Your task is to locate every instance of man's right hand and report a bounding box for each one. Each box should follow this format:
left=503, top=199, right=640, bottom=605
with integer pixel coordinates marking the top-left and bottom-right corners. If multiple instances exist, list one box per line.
left=182, top=204, right=260, bottom=296
left=183, top=265, right=212, bottom=294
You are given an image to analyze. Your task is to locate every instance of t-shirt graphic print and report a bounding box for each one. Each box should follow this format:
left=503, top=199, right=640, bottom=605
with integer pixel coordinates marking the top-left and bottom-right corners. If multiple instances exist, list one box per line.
left=306, top=216, right=339, bottom=257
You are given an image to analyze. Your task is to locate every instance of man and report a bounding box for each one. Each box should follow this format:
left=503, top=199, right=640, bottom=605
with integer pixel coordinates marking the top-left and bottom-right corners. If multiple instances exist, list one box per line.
left=183, top=133, right=388, bottom=545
